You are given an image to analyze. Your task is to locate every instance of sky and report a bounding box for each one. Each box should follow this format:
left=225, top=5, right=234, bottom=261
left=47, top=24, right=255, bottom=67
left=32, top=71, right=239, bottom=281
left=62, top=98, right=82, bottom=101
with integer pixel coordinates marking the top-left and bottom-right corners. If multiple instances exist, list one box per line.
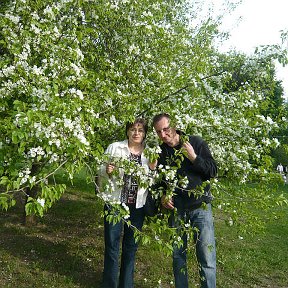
left=209, top=0, right=288, bottom=98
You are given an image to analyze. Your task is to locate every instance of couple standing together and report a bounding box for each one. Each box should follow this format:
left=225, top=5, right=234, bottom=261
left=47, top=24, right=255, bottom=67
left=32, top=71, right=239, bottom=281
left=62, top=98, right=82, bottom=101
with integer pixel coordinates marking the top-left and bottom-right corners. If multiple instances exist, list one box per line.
left=100, top=113, right=217, bottom=288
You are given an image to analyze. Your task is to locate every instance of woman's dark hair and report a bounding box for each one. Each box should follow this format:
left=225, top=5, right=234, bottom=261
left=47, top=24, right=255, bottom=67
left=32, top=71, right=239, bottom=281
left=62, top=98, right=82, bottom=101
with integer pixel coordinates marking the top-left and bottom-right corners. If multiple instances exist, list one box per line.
left=125, top=118, right=148, bottom=139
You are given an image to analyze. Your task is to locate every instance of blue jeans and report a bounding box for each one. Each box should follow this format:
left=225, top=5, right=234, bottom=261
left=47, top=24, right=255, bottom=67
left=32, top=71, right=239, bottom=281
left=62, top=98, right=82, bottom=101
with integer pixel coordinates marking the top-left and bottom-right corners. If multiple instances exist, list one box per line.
left=171, top=203, right=216, bottom=288
left=102, top=205, right=145, bottom=288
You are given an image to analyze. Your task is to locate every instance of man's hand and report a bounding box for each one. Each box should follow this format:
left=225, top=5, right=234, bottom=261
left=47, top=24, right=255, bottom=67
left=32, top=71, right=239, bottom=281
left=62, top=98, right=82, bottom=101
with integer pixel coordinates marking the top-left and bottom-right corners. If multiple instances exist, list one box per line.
left=161, top=195, right=174, bottom=209
left=182, top=142, right=197, bottom=162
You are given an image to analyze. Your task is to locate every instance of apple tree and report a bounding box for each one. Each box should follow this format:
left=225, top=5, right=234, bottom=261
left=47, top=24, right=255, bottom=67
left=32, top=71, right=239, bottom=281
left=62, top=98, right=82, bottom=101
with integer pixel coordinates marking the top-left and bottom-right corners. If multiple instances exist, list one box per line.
left=0, top=0, right=287, bottom=238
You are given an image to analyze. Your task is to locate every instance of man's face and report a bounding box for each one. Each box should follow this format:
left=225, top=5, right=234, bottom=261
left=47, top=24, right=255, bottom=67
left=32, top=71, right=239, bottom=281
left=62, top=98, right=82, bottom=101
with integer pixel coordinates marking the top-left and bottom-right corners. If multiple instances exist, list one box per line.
left=154, top=117, right=178, bottom=147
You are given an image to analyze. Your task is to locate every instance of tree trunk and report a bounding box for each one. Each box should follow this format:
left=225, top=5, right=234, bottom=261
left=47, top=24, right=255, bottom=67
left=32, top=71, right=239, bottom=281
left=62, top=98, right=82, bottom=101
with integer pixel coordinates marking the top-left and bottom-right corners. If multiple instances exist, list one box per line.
left=22, top=164, right=40, bottom=226
left=22, top=185, right=39, bottom=226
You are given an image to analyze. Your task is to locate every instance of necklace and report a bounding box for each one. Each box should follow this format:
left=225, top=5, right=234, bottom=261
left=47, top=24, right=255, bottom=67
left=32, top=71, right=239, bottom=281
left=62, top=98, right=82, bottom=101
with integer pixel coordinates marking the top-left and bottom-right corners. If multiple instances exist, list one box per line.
left=128, top=144, right=143, bottom=155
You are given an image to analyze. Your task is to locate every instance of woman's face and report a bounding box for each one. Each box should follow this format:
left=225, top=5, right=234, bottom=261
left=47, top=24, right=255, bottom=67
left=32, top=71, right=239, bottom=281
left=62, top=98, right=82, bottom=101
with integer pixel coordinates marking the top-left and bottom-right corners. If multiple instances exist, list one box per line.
left=127, top=123, right=145, bottom=145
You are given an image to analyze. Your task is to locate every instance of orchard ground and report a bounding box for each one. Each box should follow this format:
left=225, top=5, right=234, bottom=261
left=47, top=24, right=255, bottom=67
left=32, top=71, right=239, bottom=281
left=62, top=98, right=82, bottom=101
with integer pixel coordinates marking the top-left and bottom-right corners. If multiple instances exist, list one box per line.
left=0, top=170, right=288, bottom=288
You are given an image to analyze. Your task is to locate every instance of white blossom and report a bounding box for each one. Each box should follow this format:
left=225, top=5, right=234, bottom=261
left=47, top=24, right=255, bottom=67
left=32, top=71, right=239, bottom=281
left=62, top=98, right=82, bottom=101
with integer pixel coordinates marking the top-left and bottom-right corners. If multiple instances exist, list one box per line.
left=70, top=63, right=81, bottom=76
left=49, top=153, right=59, bottom=163
left=53, top=26, right=60, bottom=37
left=37, top=198, right=45, bottom=207
left=75, top=48, right=84, bottom=61
left=228, top=218, right=233, bottom=226
left=76, top=89, right=84, bottom=100
left=5, top=14, right=20, bottom=24
left=63, top=118, right=74, bottom=130
left=32, top=65, right=43, bottom=75
left=30, top=23, right=41, bottom=34
left=55, top=139, right=61, bottom=148
left=29, top=176, right=36, bottom=184
left=28, top=146, right=45, bottom=158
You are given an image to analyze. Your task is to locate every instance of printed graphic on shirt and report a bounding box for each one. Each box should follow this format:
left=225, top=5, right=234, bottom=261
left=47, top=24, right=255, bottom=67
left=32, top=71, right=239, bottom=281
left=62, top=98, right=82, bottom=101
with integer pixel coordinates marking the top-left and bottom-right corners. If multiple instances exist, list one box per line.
left=121, top=153, right=142, bottom=205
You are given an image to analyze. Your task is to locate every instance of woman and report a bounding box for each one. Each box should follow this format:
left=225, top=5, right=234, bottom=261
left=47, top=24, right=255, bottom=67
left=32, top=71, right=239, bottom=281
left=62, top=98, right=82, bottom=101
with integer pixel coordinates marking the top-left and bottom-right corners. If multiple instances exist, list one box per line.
left=100, top=118, right=150, bottom=288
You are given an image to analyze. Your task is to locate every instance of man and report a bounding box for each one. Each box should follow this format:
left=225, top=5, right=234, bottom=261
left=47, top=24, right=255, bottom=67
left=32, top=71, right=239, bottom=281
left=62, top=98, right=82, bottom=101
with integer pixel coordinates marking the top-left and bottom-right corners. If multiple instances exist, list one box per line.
left=276, top=163, right=283, bottom=174
left=152, top=113, right=217, bottom=288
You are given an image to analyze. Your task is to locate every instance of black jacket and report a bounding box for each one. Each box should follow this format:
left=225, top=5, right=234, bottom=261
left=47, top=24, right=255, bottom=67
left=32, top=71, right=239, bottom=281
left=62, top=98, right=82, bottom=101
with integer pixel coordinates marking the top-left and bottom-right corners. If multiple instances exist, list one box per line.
left=157, top=132, right=217, bottom=210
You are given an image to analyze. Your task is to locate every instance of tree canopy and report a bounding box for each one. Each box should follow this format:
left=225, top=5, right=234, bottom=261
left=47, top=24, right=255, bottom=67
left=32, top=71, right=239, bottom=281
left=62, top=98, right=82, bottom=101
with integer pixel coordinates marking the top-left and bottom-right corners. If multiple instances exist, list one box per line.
left=1, top=0, right=288, bottom=236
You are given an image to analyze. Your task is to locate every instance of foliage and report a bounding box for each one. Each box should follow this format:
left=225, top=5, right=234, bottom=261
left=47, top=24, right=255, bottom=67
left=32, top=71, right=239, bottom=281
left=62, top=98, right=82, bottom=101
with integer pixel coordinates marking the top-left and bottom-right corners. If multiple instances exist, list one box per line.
left=272, top=144, right=288, bottom=167
left=217, top=50, right=285, bottom=118
left=0, top=0, right=288, bottom=250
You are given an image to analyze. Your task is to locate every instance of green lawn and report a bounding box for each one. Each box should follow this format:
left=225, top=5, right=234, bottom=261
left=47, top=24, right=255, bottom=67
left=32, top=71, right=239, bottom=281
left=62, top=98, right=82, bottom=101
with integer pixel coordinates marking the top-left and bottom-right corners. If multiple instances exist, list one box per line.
left=1, top=177, right=288, bottom=287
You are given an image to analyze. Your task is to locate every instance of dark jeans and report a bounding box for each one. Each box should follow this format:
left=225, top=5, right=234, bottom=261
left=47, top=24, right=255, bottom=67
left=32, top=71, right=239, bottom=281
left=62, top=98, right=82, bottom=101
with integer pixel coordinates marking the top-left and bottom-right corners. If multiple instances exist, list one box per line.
left=171, top=203, right=216, bottom=288
left=102, top=205, right=145, bottom=288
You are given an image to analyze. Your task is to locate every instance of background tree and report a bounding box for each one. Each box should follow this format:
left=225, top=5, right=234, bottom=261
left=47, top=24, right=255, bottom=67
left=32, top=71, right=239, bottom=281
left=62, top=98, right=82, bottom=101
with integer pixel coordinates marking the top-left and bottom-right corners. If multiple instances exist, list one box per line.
left=214, top=50, right=287, bottom=163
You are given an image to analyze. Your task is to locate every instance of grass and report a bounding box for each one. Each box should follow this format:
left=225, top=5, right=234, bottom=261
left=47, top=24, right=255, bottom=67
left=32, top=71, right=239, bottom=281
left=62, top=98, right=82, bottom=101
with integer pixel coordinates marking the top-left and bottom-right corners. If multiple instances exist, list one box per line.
left=215, top=210, right=288, bottom=288
left=1, top=173, right=288, bottom=287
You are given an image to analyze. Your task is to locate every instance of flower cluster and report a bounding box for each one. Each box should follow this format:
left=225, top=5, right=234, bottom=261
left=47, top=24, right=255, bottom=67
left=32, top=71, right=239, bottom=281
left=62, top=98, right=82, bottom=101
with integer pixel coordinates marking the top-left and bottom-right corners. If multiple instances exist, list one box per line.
left=18, top=168, right=36, bottom=186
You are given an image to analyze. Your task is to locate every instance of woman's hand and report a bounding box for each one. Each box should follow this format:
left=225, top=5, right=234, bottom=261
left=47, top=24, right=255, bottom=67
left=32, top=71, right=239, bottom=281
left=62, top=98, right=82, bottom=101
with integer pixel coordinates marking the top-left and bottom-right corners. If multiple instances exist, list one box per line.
left=106, top=164, right=115, bottom=176
left=161, top=195, right=174, bottom=209
left=149, top=159, right=158, bottom=170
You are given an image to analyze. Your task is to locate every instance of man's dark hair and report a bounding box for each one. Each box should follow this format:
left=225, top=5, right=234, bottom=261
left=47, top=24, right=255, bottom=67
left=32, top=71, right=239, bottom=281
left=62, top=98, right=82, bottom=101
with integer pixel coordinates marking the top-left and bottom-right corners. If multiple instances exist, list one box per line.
left=125, top=118, right=148, bottom=138
left=152, top=113, right=171, bottom=126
